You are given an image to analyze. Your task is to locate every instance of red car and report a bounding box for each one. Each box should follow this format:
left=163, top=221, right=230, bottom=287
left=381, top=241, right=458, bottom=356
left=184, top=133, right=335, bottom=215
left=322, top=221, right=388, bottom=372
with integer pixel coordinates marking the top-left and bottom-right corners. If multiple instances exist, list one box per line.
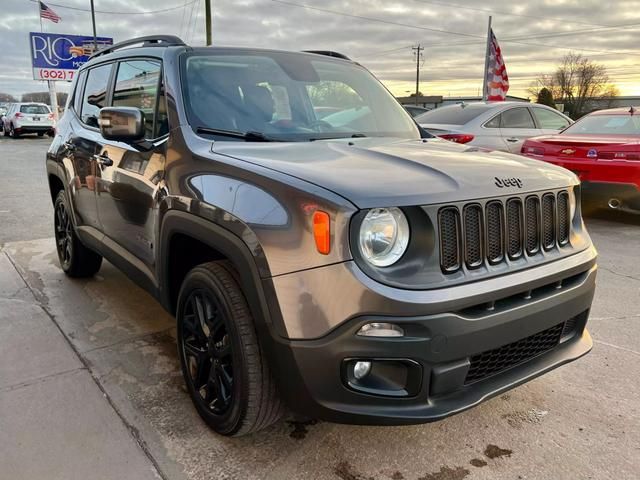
left=521, top=107, right=640, bottom=212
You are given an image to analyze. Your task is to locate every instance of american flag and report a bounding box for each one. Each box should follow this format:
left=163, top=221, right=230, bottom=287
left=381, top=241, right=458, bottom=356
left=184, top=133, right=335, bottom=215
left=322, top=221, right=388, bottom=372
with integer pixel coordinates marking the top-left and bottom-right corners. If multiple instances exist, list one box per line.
left=484, top=29, right=509, bottom=101
left=39, top=1, right=61, bottom=23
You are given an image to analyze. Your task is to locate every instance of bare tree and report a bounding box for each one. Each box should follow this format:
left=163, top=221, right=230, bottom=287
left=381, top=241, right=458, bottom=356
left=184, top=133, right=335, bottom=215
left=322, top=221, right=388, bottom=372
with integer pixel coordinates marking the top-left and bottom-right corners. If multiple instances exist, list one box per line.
left=0, top=93, right=17, bottom=103
left=21, top=92, right=68, bottom=106
left=530, top=53, right=614, bottom=118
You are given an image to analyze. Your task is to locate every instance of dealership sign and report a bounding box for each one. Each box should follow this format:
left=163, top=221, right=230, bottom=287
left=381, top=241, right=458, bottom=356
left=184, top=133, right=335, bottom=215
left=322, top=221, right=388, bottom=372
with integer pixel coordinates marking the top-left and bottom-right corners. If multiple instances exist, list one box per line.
left=30, top=32, right=113, bottom=82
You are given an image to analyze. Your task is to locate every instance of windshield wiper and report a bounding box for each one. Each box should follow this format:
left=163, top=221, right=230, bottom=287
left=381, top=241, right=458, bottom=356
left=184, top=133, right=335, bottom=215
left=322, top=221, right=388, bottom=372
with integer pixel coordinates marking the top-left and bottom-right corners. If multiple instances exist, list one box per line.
left=196, top=127, right=279, bottom=142
left=309, top=133, right=368, bottom=142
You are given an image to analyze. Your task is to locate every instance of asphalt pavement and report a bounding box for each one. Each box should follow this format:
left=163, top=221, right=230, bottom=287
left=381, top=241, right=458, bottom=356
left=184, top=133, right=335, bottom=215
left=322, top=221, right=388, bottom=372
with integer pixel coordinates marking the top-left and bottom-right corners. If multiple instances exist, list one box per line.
left=1, top=135, right=639, bottom=480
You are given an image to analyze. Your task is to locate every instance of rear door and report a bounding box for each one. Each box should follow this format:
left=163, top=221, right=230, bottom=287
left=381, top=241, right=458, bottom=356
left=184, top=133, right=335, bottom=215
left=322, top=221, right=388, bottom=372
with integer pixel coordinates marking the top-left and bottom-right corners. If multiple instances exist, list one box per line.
left=499, top=107, right=539, bottom=153
left=94, top=58, right=167, bottom=270
left=66, top=63, right=113, bottom=231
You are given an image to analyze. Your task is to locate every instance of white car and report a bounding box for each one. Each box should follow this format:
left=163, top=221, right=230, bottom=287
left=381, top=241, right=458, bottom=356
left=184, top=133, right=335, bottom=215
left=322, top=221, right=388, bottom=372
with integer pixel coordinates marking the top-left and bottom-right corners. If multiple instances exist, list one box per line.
left=416, top=101, right=573, bottom=153
left=2, top=102, right=56, bottom=138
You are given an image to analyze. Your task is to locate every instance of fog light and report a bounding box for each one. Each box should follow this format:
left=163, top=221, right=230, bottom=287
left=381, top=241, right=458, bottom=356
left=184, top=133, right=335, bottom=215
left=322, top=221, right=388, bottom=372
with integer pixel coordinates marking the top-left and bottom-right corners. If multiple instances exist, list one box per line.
left=353, top=361, right=372, bottom=379
left=357, top=322, right=404, bottom=337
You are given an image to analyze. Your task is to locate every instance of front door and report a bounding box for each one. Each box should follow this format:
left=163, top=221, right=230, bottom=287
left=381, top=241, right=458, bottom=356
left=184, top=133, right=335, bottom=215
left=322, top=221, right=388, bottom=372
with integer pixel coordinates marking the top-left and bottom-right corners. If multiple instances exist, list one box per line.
left=530, top=106, right=572, bottom=135
left=94, top=59, right=167, bottom=270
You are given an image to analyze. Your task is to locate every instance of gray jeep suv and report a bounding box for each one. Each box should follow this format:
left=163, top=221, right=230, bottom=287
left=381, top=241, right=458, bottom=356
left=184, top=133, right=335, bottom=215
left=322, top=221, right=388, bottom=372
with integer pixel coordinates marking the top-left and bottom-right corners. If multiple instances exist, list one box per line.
left=47, top=36, right=597, bottom=436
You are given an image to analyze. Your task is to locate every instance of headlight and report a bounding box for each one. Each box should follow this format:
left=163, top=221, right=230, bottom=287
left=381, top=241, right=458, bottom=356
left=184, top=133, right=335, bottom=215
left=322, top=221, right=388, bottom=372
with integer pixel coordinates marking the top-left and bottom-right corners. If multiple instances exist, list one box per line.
left=569, top=188, right=577, bottom=219
left=358, top=207, right=410, bottom=267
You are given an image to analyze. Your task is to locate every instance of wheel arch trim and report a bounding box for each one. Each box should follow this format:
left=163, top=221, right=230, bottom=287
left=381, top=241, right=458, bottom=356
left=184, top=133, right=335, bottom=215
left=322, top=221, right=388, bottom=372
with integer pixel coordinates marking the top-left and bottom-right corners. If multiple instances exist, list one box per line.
left=158, top=209, right=288, bottom=338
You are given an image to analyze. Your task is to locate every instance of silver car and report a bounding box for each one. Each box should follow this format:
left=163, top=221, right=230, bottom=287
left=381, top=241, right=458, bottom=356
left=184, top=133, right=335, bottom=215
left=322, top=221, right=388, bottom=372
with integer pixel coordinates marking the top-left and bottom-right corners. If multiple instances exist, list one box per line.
left=2, top=102, right=56, bottom=138
left=416, top=101, right=573, bottom=153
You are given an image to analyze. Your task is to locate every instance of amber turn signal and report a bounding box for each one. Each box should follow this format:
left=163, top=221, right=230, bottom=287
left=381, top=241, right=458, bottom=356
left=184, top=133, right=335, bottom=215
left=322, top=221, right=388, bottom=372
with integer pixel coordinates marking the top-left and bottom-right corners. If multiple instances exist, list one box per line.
left=313, top=211, right=331, bottom=255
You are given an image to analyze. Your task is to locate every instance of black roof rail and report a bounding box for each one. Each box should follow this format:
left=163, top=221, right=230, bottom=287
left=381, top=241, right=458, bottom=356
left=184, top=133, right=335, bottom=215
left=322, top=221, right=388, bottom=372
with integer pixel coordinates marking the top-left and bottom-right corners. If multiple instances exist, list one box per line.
left=303, top=50, right=351, bottom=61
left=89, top=35, right=186, bottom=59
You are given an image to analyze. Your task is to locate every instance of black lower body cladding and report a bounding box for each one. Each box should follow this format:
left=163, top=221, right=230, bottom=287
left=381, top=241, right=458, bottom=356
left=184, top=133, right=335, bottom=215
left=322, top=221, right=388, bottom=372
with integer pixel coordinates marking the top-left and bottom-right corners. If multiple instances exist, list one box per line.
left=266, top=253, right=597, bottom=424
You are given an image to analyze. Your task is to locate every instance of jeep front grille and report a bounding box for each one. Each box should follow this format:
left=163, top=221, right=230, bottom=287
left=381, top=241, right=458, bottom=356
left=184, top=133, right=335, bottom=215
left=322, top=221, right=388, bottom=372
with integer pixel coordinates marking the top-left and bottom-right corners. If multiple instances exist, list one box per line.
left=485, top=202, right=504, bottom=264
left=439, top=207, right=461, bottom=272
left=438, top=190, right=571, bottom=273
left=463, top=205, right=483, bottom=268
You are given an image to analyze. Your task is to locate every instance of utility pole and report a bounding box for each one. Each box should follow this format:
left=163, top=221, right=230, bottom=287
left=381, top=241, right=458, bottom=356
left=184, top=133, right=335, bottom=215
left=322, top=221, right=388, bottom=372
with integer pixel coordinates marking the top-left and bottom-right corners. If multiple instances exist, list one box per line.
left=412, top=44, right=424, bottom=106
left=205, top=0, right=212, bottom=45
left=90, top=0, right=98, bottom=50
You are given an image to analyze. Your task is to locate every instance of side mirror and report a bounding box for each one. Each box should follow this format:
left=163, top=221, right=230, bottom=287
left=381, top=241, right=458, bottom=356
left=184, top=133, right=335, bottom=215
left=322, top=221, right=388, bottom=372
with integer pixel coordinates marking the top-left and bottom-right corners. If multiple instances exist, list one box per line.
left=98, top=107, right=145, bottom=142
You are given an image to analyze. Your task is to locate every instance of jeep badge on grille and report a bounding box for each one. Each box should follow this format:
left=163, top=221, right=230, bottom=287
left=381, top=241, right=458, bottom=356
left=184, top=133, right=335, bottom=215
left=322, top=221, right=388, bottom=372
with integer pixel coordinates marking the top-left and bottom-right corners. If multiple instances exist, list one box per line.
left=495, top=177, right=523, bottom=188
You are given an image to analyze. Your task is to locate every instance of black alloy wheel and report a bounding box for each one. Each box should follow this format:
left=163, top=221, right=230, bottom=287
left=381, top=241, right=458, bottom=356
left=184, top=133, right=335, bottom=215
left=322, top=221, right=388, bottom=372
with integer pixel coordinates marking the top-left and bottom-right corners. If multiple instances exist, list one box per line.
left=54, top=197, right=74, bottom=270
left=181, top=288, right=234, bottom=415
left=176, top=262, right=284, bottom=436
left=52, top=191, right=103, bottom=277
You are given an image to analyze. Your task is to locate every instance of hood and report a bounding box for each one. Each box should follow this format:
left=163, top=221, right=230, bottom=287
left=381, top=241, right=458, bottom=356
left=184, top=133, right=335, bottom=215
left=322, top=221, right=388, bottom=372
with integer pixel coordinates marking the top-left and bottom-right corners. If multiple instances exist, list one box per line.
left=212, top=137, right=577, bottom=208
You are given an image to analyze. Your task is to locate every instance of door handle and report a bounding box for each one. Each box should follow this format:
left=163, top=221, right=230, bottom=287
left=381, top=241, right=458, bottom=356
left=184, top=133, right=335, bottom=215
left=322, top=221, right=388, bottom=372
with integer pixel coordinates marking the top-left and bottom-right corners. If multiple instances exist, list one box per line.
left=506, top=137, right=519, bottom=143
left=93, top=153, right=113, bottom=167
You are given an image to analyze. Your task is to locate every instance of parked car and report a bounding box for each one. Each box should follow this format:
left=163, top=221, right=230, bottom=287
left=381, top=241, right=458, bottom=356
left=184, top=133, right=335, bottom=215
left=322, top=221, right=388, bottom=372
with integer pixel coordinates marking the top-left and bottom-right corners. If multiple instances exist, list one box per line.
left=2, top=102, right=56, bottom=138
left=0, top=104, right=10, bottom=132
left=416, top=101, right=573, bottom=153
left=522, top=107, right=640, bottom=212
left=48, top=35, right=596, bottom=437
left=404, top=105, right=430, bottom=117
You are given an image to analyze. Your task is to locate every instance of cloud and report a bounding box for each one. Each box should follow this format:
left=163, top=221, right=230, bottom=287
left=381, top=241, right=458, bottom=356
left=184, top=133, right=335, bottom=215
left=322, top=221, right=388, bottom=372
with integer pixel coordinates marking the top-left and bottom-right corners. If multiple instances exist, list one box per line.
left=1, top=0, right=639, bottom=99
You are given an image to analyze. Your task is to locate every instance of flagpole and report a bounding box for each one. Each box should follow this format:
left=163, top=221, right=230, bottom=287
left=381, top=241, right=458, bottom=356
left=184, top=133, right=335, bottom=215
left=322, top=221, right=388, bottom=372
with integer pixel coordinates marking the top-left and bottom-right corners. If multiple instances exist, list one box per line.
left=481, top=15, right=492, bottom=101
left=38, top=2, right=44, bottom=32
left=37, top=2, right=59, bottom=120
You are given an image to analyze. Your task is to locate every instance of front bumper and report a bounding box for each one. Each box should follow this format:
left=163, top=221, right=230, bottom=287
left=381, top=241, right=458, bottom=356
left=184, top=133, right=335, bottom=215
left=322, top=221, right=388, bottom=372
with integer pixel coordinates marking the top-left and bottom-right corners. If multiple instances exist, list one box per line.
left=267, top=247, right=597, bottom=424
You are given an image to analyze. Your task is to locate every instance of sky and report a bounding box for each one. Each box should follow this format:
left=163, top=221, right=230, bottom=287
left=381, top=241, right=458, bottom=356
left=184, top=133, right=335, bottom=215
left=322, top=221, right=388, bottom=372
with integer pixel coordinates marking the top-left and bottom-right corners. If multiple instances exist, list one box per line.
left=1, top=0, right=640, bottom=100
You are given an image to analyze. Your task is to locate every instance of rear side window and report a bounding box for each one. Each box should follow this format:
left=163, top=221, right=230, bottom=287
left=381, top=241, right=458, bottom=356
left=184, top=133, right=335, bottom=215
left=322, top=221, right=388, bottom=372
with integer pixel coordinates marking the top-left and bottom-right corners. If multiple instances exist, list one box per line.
left=484, top=114, right=501, bottom=128
left=531, top=107, right=571, bottom=130
left=500, top=107, right=535, bottom=129
left=71, top=70, right=87, bottom=112
left=20, top=105, right=50, bottom=114
left=81, top=63, right=112, bottom=127
left=113, top=60, right=164, bottom=138
left=415, top=104, right=494, bottom=125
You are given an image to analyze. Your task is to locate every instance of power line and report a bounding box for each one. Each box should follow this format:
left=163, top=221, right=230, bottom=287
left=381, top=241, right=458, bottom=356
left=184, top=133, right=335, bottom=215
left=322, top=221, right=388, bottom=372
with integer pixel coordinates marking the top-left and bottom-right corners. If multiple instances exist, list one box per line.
left=267, top=0, right=483, bottom=39
left=28, top=0, right=199, bottom=15
left=409, top=0, right=614, bottom=28
left=269, top=0, right=640, bottom=59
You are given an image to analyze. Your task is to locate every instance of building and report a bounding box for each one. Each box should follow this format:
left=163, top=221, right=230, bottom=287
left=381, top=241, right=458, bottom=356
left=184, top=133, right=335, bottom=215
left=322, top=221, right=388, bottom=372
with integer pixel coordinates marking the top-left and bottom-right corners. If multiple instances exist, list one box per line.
left=581, top=96, right=640, bottom=112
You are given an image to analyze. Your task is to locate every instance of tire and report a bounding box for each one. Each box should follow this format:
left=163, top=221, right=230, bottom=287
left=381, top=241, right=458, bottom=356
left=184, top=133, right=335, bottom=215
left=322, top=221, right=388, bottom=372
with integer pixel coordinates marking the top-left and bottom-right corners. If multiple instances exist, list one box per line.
left=38, top=132, right=44, bottom=137
left=176, top=261, right=284, bottom=436
left=9, top=124, right=18, bottom=138
left=53, top=191, right=103, bottom=277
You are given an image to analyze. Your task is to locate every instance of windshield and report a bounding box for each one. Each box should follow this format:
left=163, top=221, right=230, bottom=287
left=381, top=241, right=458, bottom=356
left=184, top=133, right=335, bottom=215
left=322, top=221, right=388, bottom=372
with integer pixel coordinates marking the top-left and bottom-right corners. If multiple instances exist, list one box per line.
left=415, top=103, right=494, bottom=125
left=562, top=114, right=640, bottom=135
left=182, top=50, right=420, bottom=142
